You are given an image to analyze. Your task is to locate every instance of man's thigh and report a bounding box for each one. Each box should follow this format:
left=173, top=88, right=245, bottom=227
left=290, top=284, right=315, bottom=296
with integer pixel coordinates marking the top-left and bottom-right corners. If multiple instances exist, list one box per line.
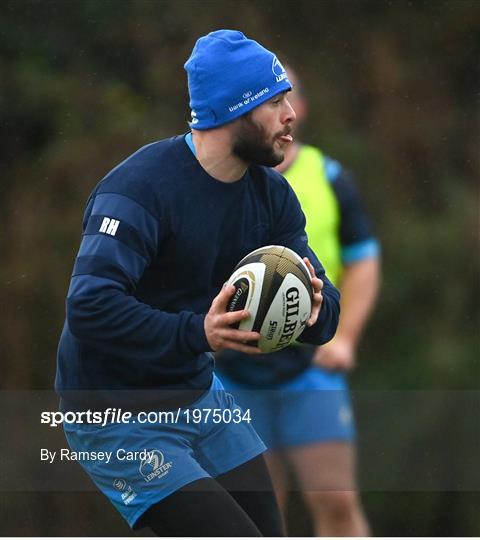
left=287, top=441, right=358, bottom=492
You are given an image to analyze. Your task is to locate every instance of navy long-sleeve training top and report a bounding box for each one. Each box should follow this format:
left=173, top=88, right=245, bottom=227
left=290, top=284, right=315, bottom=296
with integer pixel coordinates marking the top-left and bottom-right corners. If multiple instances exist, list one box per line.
left=55, top=135, right=340, bottom=410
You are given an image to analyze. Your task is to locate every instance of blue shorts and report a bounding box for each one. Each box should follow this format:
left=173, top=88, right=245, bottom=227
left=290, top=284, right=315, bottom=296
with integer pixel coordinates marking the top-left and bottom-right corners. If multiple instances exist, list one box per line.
left=218, top=366, right=356, bottom=449
left=63, top=375, right=265, bottom=528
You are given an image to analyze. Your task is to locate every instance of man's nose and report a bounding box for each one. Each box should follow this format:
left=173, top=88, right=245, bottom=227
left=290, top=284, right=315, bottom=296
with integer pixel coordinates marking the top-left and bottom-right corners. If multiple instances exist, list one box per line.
left=282, top=98, right=296, bottom=124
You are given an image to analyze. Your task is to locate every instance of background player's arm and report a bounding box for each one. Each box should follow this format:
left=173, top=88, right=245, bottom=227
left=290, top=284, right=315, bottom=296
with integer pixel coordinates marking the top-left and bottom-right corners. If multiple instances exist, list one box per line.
left=314, top=256, right=380, bottom=370
left=314, top=163, right=381, bottom=371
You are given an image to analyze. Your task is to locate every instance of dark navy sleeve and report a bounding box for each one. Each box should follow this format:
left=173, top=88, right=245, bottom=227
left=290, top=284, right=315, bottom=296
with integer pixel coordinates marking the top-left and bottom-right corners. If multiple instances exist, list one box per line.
left=269, top=177, right=340, bottom=346
left=66, top=189, right=211, bottom=361
left=325, top=157, right=380, bottom=264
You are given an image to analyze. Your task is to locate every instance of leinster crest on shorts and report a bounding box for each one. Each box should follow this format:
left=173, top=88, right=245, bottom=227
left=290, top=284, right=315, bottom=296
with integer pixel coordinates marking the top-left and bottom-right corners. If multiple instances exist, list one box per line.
left=139, top=449, right=173, bottom=482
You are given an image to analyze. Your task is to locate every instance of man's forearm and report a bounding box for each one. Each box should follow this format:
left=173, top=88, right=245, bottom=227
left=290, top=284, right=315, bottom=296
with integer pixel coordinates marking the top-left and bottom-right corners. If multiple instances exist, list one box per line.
left=336, top=256, right=380, bottom=346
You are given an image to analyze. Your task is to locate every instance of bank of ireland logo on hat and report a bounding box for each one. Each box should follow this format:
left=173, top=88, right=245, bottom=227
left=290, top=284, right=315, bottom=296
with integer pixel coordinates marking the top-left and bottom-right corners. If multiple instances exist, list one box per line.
left=272, top=56, right=287, bottom=83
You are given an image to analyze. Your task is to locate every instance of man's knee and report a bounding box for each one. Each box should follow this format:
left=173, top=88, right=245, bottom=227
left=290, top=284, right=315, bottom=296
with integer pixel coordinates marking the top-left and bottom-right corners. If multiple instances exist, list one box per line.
left=305, top=490, right=360, bottom=520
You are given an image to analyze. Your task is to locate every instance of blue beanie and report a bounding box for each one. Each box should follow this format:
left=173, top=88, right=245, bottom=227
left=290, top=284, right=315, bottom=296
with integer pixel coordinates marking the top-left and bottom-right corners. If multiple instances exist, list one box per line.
left=184, top=30, right=292, bottom=130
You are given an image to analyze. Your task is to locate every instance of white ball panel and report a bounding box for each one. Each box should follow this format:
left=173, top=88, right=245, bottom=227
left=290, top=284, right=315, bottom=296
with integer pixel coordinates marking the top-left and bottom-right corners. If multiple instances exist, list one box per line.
left=226, top=262, right=265, bottom=332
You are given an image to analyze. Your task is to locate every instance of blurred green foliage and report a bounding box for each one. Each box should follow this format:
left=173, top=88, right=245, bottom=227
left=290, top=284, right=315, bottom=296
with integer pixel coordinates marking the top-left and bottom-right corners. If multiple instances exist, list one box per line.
left=1, top=0, right=478, bottom=535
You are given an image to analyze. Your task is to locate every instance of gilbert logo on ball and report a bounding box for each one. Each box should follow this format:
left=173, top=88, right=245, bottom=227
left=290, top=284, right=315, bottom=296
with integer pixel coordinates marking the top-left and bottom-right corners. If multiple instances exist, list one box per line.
left=227, top=245, right=313, bottom=353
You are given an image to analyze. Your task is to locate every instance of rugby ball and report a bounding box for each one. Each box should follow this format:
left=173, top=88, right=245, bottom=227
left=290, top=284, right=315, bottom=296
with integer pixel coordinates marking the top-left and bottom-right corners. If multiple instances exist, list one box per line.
left=226, top=245, right=313, bottom=353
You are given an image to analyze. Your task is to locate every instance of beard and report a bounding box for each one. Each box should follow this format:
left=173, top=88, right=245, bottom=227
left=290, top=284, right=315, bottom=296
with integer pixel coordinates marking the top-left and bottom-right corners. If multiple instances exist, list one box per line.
left=232, top=114, right=286, bottom=167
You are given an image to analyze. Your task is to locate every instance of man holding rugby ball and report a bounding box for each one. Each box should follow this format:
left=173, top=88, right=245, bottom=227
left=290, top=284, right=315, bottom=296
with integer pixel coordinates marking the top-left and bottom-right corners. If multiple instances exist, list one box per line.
left=55, top=30, right=339, bottom=536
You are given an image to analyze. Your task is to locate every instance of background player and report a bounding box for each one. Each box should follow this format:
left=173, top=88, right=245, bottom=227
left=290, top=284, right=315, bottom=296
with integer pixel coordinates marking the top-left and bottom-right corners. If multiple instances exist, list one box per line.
left=55, top=32, right=340, bottom=536
left=217, top=65, right=381, bottom=536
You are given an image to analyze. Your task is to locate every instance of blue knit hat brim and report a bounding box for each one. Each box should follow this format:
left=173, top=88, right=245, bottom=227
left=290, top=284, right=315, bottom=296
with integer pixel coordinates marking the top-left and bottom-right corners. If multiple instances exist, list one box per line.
left=185, top=30, right=292, bottom=130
